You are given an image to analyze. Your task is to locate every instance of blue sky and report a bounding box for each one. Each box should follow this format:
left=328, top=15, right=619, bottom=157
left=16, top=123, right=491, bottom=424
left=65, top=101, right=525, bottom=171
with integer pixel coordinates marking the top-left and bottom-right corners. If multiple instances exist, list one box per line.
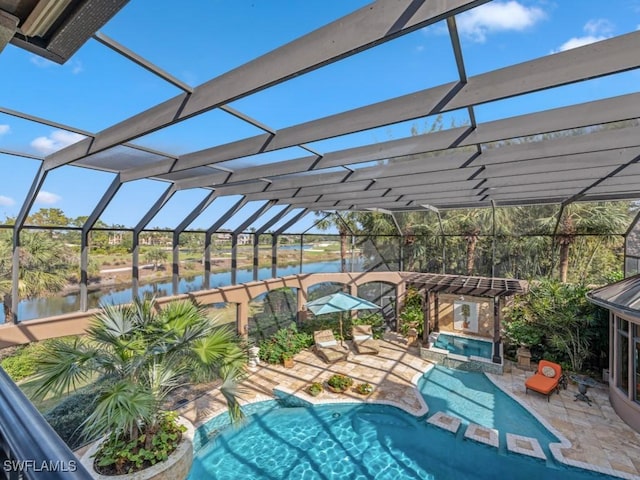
left=0, top=0, right=638, bottom=233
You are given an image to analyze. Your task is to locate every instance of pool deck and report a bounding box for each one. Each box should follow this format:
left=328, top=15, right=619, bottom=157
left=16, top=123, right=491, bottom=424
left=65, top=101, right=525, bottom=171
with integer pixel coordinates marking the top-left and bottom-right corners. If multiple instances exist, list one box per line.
left=176, top=334, right=640, bottom=480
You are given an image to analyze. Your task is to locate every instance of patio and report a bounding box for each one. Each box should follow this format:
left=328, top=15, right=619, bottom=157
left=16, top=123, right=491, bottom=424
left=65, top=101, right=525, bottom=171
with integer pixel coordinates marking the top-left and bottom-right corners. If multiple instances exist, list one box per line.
left=175, top=335, right=640, bottom=480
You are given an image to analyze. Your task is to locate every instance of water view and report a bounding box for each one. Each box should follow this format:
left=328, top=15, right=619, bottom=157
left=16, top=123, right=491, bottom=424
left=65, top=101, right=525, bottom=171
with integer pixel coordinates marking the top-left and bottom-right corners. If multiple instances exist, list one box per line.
left=8, top=260, right=348, bottom=321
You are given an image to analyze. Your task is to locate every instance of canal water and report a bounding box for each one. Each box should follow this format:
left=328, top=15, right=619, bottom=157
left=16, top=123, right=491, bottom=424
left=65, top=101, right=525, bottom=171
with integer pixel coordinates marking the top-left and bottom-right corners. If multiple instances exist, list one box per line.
left=7, top=260, right=356, bottom=322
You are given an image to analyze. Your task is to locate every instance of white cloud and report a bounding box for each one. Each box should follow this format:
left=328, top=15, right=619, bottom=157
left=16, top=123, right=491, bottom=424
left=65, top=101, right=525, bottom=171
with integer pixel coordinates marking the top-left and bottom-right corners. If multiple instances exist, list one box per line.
left=0, top=124, right=9, bottom=136
left=29, top=55, right=55, bottom=68
left=0, top=196, right=15, bottom=206
left=556, top=35, right=608, bottom=52
left=457, top=1, right=546, bottom=42
left=70, top=60, right=83, bottom=75
left=584, top=19, right=614, bottom=35
left=554, top=19, right=613, bottom=52
left=35, top=191, right=61, bottom=205
left=30, top=130, right=85, bottom=155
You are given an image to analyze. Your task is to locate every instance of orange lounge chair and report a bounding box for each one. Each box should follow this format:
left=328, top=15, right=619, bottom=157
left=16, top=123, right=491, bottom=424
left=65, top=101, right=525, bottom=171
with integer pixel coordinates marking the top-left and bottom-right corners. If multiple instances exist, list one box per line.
left=525, top=360, right=562, bottom=401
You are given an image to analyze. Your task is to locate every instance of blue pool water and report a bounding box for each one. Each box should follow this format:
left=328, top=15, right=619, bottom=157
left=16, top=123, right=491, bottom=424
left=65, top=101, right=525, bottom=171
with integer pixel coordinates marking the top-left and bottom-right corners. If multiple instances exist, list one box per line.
left=419, top=365, right=559, bottom=457
left=188, top=401, right=615, bottom=480
left=433, top=333, right=493, bottom=359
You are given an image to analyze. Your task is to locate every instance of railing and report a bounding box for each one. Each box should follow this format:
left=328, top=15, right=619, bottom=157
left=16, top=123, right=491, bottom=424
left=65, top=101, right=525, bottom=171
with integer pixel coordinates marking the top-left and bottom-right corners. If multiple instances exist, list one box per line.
left=0, top=368, right=92, bottom=479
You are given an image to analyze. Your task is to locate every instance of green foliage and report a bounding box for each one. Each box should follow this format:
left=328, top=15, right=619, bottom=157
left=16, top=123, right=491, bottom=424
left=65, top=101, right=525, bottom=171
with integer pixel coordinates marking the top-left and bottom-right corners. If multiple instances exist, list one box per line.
left=1, top=338, right=75, bottom=381
left=1, top=345, right=41, bottom=381
left=327, top=374, right=353, bottom=392
left=258, top=324, right=313, bottom=364
left=503, top=280, right=609, bottom=372
left=44, top=387, right=101, bottom=450
left=32, top=297, right=246, bottom=464
left=399, top=287, right=424, bottom=336
left=94, top=411, right=186, bottom=476
left=143, top=247, right=169, bottom=270
left=307, top=382, right=323, bottom=397
left=502, top=318, right=543, bottom=347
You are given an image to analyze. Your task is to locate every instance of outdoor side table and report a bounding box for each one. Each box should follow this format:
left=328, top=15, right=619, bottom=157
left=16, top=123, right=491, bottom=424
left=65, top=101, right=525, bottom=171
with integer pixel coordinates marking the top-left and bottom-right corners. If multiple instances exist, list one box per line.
left=569, top=374, right=597, bottom=406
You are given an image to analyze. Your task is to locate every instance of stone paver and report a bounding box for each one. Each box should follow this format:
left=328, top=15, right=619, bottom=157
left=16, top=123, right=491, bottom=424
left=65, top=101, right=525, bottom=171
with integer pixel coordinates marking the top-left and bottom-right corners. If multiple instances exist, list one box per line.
left=176, top=337, right=640, bottom=480
left=489, top=365, right=640, bottom=479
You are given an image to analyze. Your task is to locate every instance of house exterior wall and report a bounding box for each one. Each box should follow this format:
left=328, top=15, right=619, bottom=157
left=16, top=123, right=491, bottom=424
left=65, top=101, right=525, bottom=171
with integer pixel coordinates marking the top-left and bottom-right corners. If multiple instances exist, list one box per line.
left=436, top=293, right=494, bottom=339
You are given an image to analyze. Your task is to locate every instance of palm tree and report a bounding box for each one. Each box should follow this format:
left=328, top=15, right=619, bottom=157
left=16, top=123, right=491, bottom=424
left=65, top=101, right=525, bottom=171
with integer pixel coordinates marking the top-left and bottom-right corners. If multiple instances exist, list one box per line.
left=32, top=297, right=246, bottom=474
left=315, top=212, right=360, bottom=272
left=0, top=230, right=73, bottom=322
left=543, top=202, right=630, bottom=283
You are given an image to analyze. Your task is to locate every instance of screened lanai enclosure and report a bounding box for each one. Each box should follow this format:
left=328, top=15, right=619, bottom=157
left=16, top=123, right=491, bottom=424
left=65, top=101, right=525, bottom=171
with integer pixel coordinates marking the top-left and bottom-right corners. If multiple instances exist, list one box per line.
left=0, top=0, right=639, bottom=324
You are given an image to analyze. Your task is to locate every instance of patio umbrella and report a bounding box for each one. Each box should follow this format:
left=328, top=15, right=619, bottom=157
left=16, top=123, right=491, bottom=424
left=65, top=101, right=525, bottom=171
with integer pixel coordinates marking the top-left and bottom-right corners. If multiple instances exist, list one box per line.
left=305, top=292, right=381, bottom=345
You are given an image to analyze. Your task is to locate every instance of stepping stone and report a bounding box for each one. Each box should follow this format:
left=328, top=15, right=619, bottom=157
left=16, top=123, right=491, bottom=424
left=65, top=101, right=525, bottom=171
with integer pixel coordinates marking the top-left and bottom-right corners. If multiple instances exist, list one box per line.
left=427, top=412, right=461, bottom=434
left=464, top=423, right=499, bottom=448
left=506, top=433, right=546, bottom=460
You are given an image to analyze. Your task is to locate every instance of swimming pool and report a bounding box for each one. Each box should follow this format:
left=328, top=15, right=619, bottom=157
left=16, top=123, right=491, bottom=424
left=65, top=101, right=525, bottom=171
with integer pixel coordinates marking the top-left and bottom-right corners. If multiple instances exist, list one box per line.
left=419, top=365, right=558, bottom=456
left=188, top=402, right=615, bottom=480
left=432, top=332, right=493, bottom=359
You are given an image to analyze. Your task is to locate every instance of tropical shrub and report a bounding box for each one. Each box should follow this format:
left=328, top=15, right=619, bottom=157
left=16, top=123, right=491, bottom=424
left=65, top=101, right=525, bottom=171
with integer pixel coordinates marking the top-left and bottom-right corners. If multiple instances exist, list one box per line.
left=399, top=287, right=424, bottom=336
left=258, top=324, right=313, bottom=364
left=503, top=280, right=608, bottom=372
left=32, top=298, right=246, bottom=475
left=44, top=387, right=101, bottom=449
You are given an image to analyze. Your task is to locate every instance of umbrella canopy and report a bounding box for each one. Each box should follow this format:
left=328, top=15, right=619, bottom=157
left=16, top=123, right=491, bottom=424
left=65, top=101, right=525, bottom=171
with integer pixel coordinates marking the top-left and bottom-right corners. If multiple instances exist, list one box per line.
left=305, top=292, right=381, bottom=345
left=305, top=292, right=381, bottom=315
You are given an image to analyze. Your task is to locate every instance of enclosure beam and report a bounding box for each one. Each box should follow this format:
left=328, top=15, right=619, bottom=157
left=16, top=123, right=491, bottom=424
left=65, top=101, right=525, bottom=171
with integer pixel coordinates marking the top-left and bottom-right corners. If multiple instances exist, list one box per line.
left=80, top=176, right=122, bottom=311
left=46, top=0, right=488, bottom=170
left=132, top=185, right=176, bottom=298
left=121, top=31, right=640, bottom=182
left=171, top=191, right=218, bottom=296
left=231, top=201, right=275, bottom=285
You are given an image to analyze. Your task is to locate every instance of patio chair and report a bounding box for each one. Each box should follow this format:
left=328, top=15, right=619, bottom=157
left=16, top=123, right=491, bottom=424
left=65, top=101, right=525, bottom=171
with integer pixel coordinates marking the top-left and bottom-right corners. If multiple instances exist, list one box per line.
left=313, top=330, right=349, bottom=364
left=524, top=360, right=563, bottom=401
left=352, top=324, right=379, bottom=355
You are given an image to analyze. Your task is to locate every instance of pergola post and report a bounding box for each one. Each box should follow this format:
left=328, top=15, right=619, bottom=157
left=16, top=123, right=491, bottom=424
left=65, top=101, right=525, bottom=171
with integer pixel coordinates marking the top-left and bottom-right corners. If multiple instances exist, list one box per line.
left=252, top=233, right=259, bottom=281
left=271, top=234, right=278, bottom=279
left=493, top=296, right=502, bottom=364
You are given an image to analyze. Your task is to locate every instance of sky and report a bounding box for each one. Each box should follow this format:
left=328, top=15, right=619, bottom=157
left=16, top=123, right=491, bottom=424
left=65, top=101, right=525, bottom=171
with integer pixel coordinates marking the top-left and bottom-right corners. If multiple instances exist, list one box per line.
left=0, top=0, right=639, bottom=234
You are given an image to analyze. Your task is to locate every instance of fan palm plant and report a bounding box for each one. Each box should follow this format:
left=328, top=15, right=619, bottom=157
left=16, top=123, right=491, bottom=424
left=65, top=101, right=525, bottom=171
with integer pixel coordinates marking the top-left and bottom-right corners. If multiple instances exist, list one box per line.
left=32, top=297, right=247, bottom=474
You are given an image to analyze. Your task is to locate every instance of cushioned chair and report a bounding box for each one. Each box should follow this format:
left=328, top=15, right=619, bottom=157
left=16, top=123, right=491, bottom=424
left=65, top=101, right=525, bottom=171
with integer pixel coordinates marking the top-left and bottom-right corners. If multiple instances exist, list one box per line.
left=352, top=325, right=379, bottom=355
left=525, top=360, right=563, bottom=401
left=313, top=329, right=348, bottom=363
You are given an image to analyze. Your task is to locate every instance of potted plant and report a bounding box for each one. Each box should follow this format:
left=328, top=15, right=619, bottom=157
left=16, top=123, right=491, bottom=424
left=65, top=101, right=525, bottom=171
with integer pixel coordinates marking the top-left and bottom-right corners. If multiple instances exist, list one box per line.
left=355, top=382, right=374, bottom=395
left=327, top=374, right=354, bottom=393
left=461, top=303, right=471, bottom=329
left=258, top=324, right=312, bottom=367
left=283, top=355, right=294, bottom=368
left=33, top=298, right=247, bottom=478
left=307, top=382, right=323, bottom=397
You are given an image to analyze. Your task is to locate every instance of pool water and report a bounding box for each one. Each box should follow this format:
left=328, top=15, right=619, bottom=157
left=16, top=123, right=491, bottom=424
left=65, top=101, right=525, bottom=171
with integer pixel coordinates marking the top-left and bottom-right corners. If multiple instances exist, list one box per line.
left=189, top=402, right=616, bottom=480
left=432, top=333, right=493, bottom=359
left=419, top=365, right=559, bottom=456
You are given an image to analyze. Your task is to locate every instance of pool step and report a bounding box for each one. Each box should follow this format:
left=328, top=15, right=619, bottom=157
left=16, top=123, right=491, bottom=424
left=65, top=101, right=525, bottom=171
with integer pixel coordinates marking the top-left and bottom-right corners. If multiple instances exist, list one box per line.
left=464, top=423, right=499, bottom=449
left=505, top=433, right=546, bottom=460
left=426, top=413, right=548, bottom=461
left=426, top=412, right=461, bottom=434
